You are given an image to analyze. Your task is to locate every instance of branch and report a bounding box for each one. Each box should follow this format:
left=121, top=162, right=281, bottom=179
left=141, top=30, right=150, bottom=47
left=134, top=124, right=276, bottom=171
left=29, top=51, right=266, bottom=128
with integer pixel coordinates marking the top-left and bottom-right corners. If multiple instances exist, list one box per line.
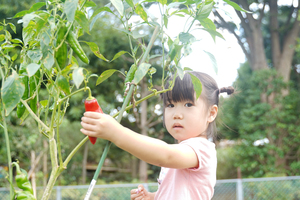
left=236, top=0, right=257, bottom=31
left=148, top=117, right=162, bottom=128
left=269, top=0, right=281, bottom=69
left=214, top=12, right=250, bottom=60
left=28, top=148, right=47, bottom=179
left=20, top=99, right=50, bottom=138
left=258, top=1, right=266, bottom=25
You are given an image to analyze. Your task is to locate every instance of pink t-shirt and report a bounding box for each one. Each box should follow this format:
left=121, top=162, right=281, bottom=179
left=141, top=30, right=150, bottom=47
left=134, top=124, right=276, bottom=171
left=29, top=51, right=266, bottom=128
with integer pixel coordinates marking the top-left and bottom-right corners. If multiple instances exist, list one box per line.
left=154, top=137, right=217, bottom=200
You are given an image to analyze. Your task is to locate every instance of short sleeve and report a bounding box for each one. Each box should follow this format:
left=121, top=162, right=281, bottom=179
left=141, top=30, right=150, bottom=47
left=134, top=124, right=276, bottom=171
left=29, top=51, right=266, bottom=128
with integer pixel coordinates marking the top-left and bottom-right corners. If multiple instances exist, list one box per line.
left=180, top=138, right=216, bottom=171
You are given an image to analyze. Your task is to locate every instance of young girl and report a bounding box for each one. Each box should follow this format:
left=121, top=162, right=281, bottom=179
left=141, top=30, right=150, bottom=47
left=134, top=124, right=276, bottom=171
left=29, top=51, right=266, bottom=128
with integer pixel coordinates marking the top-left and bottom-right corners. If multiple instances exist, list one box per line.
left=80, top=71, right=234, bottom=200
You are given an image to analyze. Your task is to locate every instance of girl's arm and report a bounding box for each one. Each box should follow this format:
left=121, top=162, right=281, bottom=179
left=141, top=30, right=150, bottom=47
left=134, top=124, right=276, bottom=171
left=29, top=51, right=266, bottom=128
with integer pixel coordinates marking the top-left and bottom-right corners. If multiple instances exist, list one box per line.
left=80, top=112, right=199, bottom=169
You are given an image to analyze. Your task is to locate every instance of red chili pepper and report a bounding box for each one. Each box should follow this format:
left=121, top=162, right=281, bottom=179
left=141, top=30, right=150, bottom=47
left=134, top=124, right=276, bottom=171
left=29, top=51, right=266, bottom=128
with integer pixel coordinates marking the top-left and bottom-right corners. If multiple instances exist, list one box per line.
left=84, top=96, right=103, bottom=144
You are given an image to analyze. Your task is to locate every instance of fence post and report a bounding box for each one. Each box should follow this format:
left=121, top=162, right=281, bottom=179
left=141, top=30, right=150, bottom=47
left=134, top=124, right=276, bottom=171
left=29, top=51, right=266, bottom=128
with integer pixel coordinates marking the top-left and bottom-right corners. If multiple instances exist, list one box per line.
left=236, top=179, right=243, bottom=200
left=143, top=183, right=149, bottom=192
left=236, top=167, right=243, bottom=200
left=56, top=186, right=61, bottom=200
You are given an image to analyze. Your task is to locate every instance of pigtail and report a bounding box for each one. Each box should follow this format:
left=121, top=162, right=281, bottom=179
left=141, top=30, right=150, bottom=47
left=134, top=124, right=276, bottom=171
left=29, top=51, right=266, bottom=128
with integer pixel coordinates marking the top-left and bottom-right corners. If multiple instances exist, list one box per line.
left=218, top=86, right=234, bottom=95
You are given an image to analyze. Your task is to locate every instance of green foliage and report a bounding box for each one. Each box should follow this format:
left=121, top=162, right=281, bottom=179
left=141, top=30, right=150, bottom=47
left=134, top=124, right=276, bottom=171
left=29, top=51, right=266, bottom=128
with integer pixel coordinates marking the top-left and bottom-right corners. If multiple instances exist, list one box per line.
left=216, top=147, right=238, bottom=179
left=0, top=0, right=249, bottom=199
left=219, top=63, right=300, bottom=178
left=243, top=179, right=300, bottom=200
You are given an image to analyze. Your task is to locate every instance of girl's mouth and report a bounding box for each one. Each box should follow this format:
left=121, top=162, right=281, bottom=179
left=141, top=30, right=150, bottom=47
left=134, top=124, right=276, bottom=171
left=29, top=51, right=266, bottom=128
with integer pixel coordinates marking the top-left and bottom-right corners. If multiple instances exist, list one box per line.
left=173, top=123, right=183, bottom=128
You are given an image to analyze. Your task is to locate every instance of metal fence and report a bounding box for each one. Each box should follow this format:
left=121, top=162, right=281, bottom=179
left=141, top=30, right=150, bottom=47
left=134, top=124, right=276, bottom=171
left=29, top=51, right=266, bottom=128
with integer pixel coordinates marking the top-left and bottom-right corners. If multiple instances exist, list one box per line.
left=1, top=176, right=300, bottom=199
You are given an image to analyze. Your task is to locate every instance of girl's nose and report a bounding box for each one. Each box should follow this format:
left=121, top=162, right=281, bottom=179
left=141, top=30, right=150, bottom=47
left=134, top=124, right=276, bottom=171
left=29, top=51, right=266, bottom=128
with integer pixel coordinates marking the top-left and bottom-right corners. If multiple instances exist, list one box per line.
left=173, top=109, right=183, bottom=119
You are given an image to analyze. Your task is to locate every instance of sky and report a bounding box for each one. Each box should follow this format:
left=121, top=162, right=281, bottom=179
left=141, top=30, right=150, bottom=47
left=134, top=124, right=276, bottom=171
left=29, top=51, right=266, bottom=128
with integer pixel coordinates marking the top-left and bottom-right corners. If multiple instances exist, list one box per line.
left=136, top=0, right=296, bottom=88
left=147, top=3, right=246, bottom=89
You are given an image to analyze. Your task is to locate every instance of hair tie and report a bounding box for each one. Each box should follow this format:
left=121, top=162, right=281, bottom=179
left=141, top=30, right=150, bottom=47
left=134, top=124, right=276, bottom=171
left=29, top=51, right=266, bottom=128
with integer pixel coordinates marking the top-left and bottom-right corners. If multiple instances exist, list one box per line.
left=218, top=86, right=234, bottom=95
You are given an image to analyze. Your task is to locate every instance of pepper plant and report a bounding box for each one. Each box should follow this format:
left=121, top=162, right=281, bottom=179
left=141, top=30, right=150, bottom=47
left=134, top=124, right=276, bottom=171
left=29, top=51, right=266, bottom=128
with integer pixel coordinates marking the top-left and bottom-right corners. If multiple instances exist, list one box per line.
left=0, top=0, right=247, bottom=199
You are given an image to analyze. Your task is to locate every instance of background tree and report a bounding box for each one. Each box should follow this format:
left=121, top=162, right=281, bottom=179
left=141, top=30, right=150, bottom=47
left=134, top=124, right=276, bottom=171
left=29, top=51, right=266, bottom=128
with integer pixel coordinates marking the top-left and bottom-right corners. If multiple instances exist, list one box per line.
left=214, top=0, right=300, bottom=176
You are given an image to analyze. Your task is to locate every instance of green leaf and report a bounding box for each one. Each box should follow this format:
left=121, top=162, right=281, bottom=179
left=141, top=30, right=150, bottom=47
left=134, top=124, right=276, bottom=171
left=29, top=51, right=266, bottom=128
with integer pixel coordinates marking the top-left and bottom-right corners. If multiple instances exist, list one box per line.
left=35, top=12, right=49, bottom=33
left=1, top=71, right=25, bottom=116
left=123, top=64, right=137, bottom=92
left=163, top=14, right=168, bottom=28
left=40, top=100, right=48, bottom=108
left=135, top=4, right=148, bottom=22
left=73, top=67, right=84, bottom=89
left=125, top=0, right=134, bottom=7
left=203, top=50, right=218, bottom=74
left=189, top=73, right=202, bottom=99
left=84, top=41, right=109, bottom=62
left=158, top=0, right=168, bottom=5
left=90, top=6, right=113, bottom=30
left=26, top=63, right=41, bottom=77
left=13, top=2, right=46, bottom=18
left=22, top=13, right=38, bottom=28
left=22, top=21, right=35, bottom=46
left=199, top=18, right=216, bottom=30
left=13, top=10, right=31, bottom=18
left=8, top=23, right=16, bottom=34
left=114, top=27, right=132, bottom=36
left=42, top=52, right=55, bottom=70
left=197, top=1, right=214, bottom=20
left=110, top=51, right=129, bottom=62
left=223, top=0, right=251, bottom=13
left=12, top=54, right=18, bottom=61
left=27, top=50, right=43, bottom=63
left=11, top=38, right=23, bottom=44
left=0, top=34, right=5, bottom=42
left=133, top=63, right=151, bottom=84
left=169, top=44, right=183, bottom=61
left=149, top=67, right=156, bottom=75
left=64, top=0, right=78, bottom=22
left=110, top=0, right=124, bottom=16
left=30, top=2, right=46, bottom=12
left=184, top=67, right=193, bottom=71
left=96, top=69, right=123, bottom=85
left=176, top=66, right=184, bottom=79
left=201, top=28, right=225, bottom=42
left=90, top=6, right=114, bottom=22
left=179, top=32, right=196, bottom=43
left=57, top=75, right=71, bottom=95
left=75, top=10, right=90, bottom=34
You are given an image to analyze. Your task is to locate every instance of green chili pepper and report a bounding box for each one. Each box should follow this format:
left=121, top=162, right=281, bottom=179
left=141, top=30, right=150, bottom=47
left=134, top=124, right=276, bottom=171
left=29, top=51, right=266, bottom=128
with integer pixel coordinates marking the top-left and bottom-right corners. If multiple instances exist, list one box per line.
left=55, top=25, right=68, bottom=69
left=66, top=30, right=89, bottom=64
left=17, top=69, right=29, bottom=118
left=12, top=162, right=36, bottom=200
left=15, top=190, right=36, bottom=200
left=29, top=70, right=40, bottom=114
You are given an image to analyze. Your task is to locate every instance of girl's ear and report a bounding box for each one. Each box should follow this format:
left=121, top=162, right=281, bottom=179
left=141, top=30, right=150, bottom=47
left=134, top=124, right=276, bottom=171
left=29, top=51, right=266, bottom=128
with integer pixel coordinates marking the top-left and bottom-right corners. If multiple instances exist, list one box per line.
left=208, top=105, right=218, bottom=123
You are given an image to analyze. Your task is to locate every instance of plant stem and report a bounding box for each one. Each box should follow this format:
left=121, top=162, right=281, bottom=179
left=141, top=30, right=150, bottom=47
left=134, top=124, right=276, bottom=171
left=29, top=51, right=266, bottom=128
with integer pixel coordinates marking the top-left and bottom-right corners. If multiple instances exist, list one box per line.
left=63, top=136, right=89, bottom=167
left=84, top=25, right=160, bottom=200
left=56, top=102, right=63, bottom=166
left=41, top=168, right=60, bottom=200
left=1, top=108, right=13, bottom=199
left=20, top=99, right=50, bottom=138
left=58, top=87, right=91, bottom=103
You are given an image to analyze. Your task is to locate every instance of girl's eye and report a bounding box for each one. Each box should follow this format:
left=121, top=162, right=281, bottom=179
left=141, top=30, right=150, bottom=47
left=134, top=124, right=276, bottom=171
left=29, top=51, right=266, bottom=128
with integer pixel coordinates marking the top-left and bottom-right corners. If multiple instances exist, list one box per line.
left=167, top=104, right=174, bottom=108
left=185, top=103, right=193, bottom=107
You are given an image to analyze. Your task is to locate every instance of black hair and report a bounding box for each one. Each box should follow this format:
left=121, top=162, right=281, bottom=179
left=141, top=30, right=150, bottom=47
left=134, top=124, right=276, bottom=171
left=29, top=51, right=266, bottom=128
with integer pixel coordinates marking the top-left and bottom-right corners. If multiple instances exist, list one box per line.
left=161, top=71, right=234, bottom=140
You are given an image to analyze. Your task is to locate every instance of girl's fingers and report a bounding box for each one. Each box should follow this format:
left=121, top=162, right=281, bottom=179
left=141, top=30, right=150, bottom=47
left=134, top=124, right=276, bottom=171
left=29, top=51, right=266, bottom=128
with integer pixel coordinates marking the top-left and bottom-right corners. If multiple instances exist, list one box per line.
left=84, top=111, right=102, bottom=118
left=80, top=121, right=95, bottom=131
left=80, top=128, right=95, bottom=136
left=81, top=116, right=99, bottom=125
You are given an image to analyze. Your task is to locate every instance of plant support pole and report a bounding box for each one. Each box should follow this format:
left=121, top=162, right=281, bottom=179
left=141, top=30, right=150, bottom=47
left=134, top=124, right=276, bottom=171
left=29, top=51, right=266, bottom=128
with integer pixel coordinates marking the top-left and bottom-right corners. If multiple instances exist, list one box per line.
left=84, top=26, right=160, bottom=200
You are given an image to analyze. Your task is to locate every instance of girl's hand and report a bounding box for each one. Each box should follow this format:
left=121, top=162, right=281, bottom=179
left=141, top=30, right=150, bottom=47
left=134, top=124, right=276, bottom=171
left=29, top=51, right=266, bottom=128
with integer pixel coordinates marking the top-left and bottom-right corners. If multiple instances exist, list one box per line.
left=130, top=185, right=153, bottom=200
left=80, top=111, right=122, bottom=141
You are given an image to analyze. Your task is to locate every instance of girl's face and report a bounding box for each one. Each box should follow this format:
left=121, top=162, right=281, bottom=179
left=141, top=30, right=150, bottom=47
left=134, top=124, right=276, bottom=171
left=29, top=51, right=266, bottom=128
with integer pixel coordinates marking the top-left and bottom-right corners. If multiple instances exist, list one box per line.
left=164, top=95, right=211, bottom=142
